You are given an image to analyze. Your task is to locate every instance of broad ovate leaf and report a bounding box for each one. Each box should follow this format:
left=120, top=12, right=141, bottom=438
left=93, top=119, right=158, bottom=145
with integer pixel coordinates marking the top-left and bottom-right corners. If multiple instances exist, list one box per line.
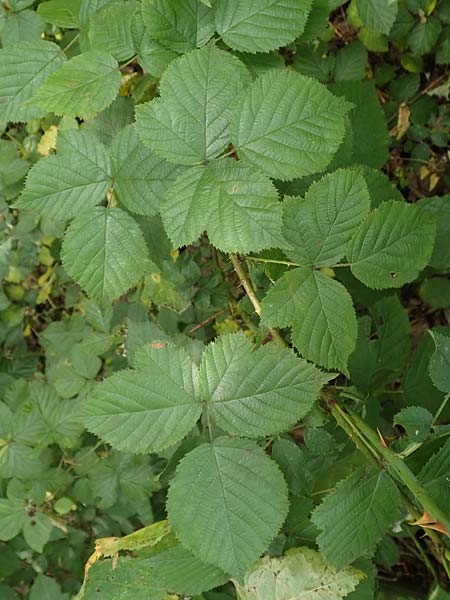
left=32, top=50, right=121, bottom=119
left=261, top=268, right=357, bottom=373
left=311, top=467, right=401, bottom=568
left=110, top=125, right=184, bottom=216
left=136, top=45, right=250, bottom=164
left=235, top=547, right=364, bottom=599
left=83, top=344, right=201, bottom=453
left=347, top=200, right=436, bottom=289
left=0, top=41, right=66, bottom=123
left=141, top=0, right=215, bottom=53
left=214, top=0, right=313, bottom=53
left=199, top=332, right=324, bottom=437
left=61, top=207, right=147, bottom=307
left=283, top=168, right=370, bottom=267
left=230, top=70, right=350, bottom=180
left=161, top=161, right=284, bottom=252
left=167, top=437, right=289, bottom=578
left=16, top=130, right=111, bottom=222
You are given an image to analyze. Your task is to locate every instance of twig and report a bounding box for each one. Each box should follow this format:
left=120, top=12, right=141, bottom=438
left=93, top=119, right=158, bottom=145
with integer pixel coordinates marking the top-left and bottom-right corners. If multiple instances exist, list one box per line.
left=189, top=308, right=229, bottom=333
left=229, top=254, right=288, bottom=347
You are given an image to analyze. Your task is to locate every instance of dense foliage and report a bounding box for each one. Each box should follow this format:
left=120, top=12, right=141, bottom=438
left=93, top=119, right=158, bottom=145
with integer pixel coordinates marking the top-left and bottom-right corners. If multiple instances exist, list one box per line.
left=1, top=0, right=450, bottom=598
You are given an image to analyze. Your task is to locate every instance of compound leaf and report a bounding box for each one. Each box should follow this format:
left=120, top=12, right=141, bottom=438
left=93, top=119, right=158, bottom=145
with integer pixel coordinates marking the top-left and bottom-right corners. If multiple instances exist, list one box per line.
left=161, top=161, right=284, bottom=252
left=82, top=344, right=201, bottom=453
left=347, top=200, right=436, bottom=289
left=261, top=268, right=357, bottom=373
left=136, top=45, right=250, bottom=164
left=16, top=129, right=111, bottom=221
left=110, top=124, right=184, bottom=216
left=0, top=41, right=65, bottom=123
left=214, top=0, right=313, bottom=53
left=283, top=169, right=370, bottom=267
left=141, top=0, right=215, bottom=53
left=32, top=50, right=121, bottom=119
left=199, top=332, right=325, bottom=437
left=311, top=467, right=401, bottom=568
left=235, top=547, right=364, bottom=599
left=61, top=207, right=147, bottom=307
left=230, top=70, right=350, bottom=180
left=167, top=437, right=289, bottom=578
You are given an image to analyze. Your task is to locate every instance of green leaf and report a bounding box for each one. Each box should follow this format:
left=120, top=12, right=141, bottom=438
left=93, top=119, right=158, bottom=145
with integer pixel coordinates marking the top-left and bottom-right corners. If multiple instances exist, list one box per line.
left=393, top=406, right=433, bottom=443
left=167, top=437, right=289, bottom=578
left=22, top=512, right=53, bottom=553
left=429, top=333, right=450, bottom=392
left=334, top=40, right=368, bottom=81
left=235, top=547, right=363, bottom=599
left=261, top=268, right=357, bottom=373
left=348, top=295, right=411, bottom=393
left=141, top=0, right=215, bottom=53
left=347, top=201, right=436, bottom=289
left=78, top=0, right=117, bottom=27
left=214, top=0, right=313, bottom=53
left=110, top=125, right=184, bottom=216
left=29, top=574, right=67, bottom=600
left=37, top=0, right=82, bottom=28
left=136, top=46, right=250, bottom=164
left=61, top=207, right=148, bottom=307
left=420, top=278, right=450, bottom=309
left=409, top=16, right=442, bottom=55
left=357, top=0, right=398, bottom=34
left=282, top=169, right=370, bottom=267
left=161, top=161, right=284, bottom=252
left=271, top=438, right=309, bottom=496
left=0, top=41, right=65, bottom=123
left=16, top=130, right=111, bottom=222
left=82, top=95, right=134, bottom=146
left=145, top=544, right=228, bottom=595
left=31, top=50, right=121, bottom=119
left=199, top=332, right=324, bottom=437
left=330, top=81, right=389, bottom=169
left=418, top=438, right=450, bottom=517
left=1, top=10, right=45, bottom=47
left=130, top=8, right=177, bottom=77
left=83, top=344, right=201, bottom=453
left=311, top=467, right=401, bottom=567
left=231, top=70, right=350, bottom=180
left=418, top=195, right=450, bottom=271
left=88, top=1, right=136, bottom=61
left=0, top=499, right=26, bottom=541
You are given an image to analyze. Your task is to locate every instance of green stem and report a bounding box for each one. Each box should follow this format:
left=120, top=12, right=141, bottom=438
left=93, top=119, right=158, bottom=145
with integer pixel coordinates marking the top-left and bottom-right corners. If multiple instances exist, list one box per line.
left=229, top=254, right=287, bottom=347
left=243, top=255, right=352, bottom=269
left=433, top=392, right=450, bottom=426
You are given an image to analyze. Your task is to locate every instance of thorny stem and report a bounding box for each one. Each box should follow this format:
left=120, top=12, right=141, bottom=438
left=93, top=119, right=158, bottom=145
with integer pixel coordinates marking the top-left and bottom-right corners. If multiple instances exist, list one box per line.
left=327, top=393, right=450, bottom=578
left=229, top=254, right=287, bottom=347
